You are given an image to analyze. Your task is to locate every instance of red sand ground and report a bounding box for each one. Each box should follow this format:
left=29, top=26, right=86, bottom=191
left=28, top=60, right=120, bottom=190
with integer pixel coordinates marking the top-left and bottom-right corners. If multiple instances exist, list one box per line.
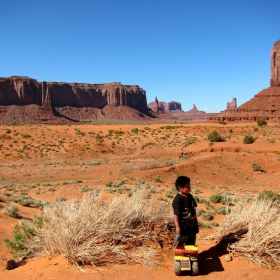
left=0, top=122, right=280, bottom=279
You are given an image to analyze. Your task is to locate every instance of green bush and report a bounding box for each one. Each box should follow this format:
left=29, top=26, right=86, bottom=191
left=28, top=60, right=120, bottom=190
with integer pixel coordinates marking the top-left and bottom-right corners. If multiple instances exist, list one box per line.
left=196, top=209, right=205, bottom=216
left=131, top=128, right=139, bottom=134
left=207, top=130, right=223, bottom=142
left=216, top=206, right=228, bottom=215
left=257, top=118, right=267, bottom=126
left=257, top=190, right=280, bottom=205
left=252, top=162, right=261, bottom=171
left=165, top=192, right=173, bottom=199
left=243, top=135, right=254, bottom=144
left=210, top=194, right=224, bottom=203
left=201, top=212, right=214, bottom=221
left=4, top=216, right=43, bottom=258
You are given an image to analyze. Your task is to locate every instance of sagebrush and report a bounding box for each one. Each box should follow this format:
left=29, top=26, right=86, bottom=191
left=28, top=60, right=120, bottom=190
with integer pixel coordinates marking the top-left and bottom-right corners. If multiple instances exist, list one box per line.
left=6, top=190, right=173, bottom=268
left=214, top=196, right=280, bottom=269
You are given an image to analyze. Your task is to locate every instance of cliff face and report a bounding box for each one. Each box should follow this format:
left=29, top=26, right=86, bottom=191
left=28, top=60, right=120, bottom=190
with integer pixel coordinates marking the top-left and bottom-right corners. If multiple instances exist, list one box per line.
left=271, top=40, right=280, bottom=86
left=148, top=100, right=182, bottom=112
left=0, top=76, right=147, bottom=110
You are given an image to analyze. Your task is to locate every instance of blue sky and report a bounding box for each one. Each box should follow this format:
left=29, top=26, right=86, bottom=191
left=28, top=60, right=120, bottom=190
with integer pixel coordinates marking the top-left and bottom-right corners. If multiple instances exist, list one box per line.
left=1, top=0, right=279, bottom=112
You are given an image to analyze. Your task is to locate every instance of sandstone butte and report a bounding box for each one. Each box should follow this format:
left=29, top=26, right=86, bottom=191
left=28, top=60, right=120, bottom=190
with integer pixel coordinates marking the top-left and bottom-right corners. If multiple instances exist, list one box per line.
left=210, top=39, right=280, bottom=122
left=148, top=97, right=219, bottom=121
left=0, top=77, right=152, bottom=124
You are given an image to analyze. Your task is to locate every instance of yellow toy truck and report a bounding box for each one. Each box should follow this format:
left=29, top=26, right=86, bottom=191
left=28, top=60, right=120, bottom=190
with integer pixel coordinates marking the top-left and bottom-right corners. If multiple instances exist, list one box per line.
left=173, top=244, right=199, bottom=276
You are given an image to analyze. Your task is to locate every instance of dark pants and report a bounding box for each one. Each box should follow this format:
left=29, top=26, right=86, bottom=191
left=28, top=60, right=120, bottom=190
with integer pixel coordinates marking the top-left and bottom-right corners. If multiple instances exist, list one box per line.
left=173, top=233, right=196, bottom=247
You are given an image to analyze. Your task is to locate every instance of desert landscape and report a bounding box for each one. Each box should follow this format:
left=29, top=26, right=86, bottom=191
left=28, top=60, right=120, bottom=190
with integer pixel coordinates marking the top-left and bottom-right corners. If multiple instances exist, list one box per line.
left=0, top=121, right=280, bottom=280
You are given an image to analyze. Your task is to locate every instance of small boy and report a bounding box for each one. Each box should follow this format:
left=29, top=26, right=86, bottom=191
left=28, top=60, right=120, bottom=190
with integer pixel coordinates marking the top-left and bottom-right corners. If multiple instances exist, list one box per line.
left=172, top=176, right=199, bottom=247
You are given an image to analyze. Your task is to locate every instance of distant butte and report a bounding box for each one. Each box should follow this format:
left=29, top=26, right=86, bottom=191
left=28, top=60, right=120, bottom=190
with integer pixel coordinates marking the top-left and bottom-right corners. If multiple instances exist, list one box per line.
left=211, top=39, right=280, bottom=122
left=148, top=99, right=218, bottom=121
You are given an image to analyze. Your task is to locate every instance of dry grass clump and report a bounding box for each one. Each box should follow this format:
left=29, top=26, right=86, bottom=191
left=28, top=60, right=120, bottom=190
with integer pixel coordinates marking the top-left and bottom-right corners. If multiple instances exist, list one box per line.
left=29, top=190, right=173, bottom=268
left=214, top=197, right=280, bottom=269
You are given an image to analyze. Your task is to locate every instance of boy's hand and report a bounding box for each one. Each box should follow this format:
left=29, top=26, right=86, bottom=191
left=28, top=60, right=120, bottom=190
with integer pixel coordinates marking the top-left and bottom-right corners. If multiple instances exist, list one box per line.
left=176, top=226, right=181, bottom=234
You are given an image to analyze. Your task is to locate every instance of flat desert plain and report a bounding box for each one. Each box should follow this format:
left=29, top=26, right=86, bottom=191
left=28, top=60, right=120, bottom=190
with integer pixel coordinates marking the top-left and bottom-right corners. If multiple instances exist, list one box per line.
left=0, top=122, right=280, bottom=280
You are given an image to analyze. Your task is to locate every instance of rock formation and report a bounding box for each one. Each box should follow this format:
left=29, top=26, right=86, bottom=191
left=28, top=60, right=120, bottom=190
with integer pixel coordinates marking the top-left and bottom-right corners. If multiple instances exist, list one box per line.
left=148, top=99, right=218, bottom=122
left=172, top=104, right=218, bottom=121
left=210, top=39, right=280, bottom=123
left=148, top=100, right=182, bottom=112
left=0, top=76, right=151, bottom=124
left=271, top=39, right=280, bottom=86
left=227, top=98, right=237, bottom=110
left=0, top=76, right=147, bottom=110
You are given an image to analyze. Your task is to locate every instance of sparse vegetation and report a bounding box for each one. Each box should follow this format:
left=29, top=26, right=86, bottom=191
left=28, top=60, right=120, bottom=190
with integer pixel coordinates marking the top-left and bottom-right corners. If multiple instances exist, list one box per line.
left=214, top=196, right=280, bottom=269
left=252, top=162, right=261, bottom=171
left=257, top=117, right=267, bottom=126
left=4, top=191, right=173, bottom=267
left=4, top=203, right=19, bottom=218
left=207, top=130, right=223, bottom=142
left=243, top=135, right=254, bottom=144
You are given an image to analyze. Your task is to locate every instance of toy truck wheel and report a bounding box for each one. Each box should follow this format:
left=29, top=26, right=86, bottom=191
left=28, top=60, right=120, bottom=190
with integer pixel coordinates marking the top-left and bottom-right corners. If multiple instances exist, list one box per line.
left=174, top=260, right=182, bottom=276
left=191, top=261, right=199, bottom=276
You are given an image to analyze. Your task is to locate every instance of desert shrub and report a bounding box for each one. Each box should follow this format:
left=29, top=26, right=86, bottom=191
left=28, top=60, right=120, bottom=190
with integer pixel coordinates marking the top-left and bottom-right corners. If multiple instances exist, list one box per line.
left=131, top=128, right=138, bottom=134
left=243, top=135, right=254, bottom=144
left=257, top=190, right=280, bottom=205
left=218, top=120, right=226, bottom=125
left=196, top=209, right=205, bottom=216
left=56, top=197, right=66, bottom=202
left=252, top=162, right=261, bottom=171
left=4, top=203, right=19, bottom=218
left=216, top=206, right=229, bottom=215
left=8, top=195, right=47, bottom=209
left=4, top=216, right=43, bottom=258
left=13, top=191, right=173, bottom=267
left=186, top=137, right=197, bottom=145
left=198, top=220, right=211, bottom=228
left=80, top=160, right=101, bottom=166
left=141, top=142, right=156, bottom=149
left=165, top=192, right=173, bottom=199
left=74, top=129, right=85, bottom=136
left=257, top=117, right=267, bottom=126
left=214, top=197, right=280, bottom=269
left=21, top=133, right=32, bottom=138
left=207, top=130, right=223, bottom=142
left=253, top=126, right=258, bottom=131
left=114, top=130, right=124, bottom=135
left=201, top=212, right=214, bottom=221
left=210, top=194, right=223, bottom=203
left=105, top=181, right=112, bottom=187
left=199, top=198, right=210, bottom=207
left=79, top=187, right=92, bottom=193
left=118, top=165, right=133, bottom=174
left=153, top=176, right=161, bottom=182
left=139, top=160, right=159, bottom=170
left=0, top=133, right=11, bottom=139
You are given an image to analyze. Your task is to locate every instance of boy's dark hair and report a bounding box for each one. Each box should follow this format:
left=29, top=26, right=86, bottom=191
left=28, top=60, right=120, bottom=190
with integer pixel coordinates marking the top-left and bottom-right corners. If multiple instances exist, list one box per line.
left=175, top=176, right=191, bottom=191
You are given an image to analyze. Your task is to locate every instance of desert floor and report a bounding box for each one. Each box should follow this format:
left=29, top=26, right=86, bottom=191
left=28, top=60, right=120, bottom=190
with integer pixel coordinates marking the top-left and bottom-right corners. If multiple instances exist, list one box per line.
left=0, top=122, right=280, bottom=279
